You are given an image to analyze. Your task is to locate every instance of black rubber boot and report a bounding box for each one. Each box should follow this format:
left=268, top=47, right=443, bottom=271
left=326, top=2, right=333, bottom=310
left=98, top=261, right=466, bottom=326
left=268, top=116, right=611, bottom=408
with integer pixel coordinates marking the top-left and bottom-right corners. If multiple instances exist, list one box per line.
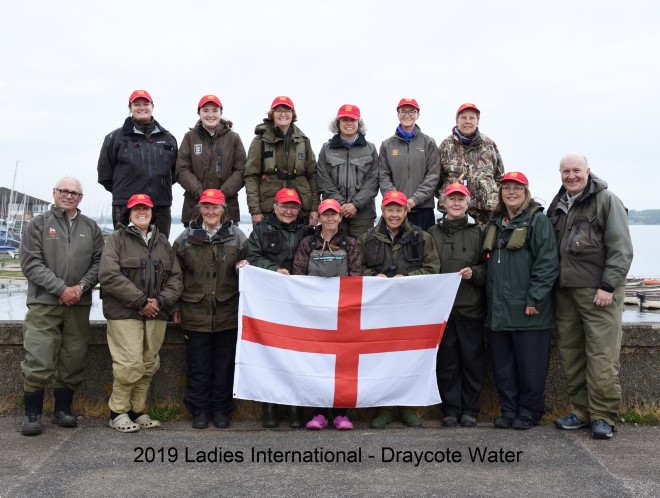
left=52, top=388, right=77, bottom=428
left=262, top=403, right=279, bottom=428
left=21, top=390, right=44, bottom=436
left=287, top=405, right=304, bottom=429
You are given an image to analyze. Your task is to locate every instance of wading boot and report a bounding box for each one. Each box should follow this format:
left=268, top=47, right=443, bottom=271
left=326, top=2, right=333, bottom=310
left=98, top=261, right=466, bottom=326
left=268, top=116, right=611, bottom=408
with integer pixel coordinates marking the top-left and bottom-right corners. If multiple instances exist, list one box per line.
left=287, top=405, right=304, bottom=429
left=21, top=390, right=44, bottom=436
left=370, top=408, right=394, bottom=429
left=52, top=388, right=77, bottom=428
left=262, top=403, right=279, bottom=428
left=400, top=407, right=422, bottom=428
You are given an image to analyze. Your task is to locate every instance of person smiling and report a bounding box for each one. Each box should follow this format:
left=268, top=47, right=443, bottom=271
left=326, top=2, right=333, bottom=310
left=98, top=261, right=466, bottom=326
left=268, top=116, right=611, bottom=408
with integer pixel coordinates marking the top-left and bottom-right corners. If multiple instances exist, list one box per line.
left=437, top=103, right=504, bottom=228
left=244, top=96, right=319, bottom=226
left=176, top=95, right=246, bottom=227
left=99, top=193, right=183, bottom=433
left=359, top=190, right=440, bottom=428
left=316, top=104, right=379, bottom=238
left=379, top=98, right=440, bottom=231
left=428, top=183, right=486, bottom=429
left=483, top=172, right=558, bottom=430
left=98, top=90, right=178, bottom=237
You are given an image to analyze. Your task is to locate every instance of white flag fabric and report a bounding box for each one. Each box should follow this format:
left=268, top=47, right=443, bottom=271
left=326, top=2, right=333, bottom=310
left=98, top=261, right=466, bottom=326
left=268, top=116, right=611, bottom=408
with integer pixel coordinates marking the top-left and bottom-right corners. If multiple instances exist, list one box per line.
left=233, top=265, right=461, bottom=408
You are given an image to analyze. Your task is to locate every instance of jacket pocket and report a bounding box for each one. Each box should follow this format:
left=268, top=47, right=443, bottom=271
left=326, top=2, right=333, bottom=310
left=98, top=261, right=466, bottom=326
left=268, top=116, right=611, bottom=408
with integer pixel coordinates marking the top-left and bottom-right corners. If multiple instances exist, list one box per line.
left=567, top=215, right=601, bottom=255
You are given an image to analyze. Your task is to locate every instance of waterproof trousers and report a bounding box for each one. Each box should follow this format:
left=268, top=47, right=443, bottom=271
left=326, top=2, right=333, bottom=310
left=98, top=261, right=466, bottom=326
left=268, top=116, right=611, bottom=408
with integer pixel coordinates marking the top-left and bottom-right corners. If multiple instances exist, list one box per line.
left=107, top=319, right=166, bottom=414
left=555, top=287, right=624, bottom=426
left=22, top=304, right=91, bottom=391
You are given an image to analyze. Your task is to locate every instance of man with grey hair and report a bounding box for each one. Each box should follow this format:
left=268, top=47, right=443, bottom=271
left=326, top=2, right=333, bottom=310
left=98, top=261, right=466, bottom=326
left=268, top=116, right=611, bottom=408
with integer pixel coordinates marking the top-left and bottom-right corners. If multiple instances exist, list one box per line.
left=547, top=154, right=633, bottom=440
left=19, top=177, right=104, bottom=435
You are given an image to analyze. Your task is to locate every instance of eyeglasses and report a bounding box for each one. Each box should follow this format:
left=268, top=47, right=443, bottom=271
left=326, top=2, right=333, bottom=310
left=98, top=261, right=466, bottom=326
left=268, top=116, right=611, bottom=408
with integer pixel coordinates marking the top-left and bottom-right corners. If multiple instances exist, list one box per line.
left=276, top=203, right=300, bottom=213
left=54, top=189, right=82, bottom=199
left=501, top=184, right=525, bottom=192
left=398, top=110, right=418, bottom=116
left=274, top=109, right=293, bottom=115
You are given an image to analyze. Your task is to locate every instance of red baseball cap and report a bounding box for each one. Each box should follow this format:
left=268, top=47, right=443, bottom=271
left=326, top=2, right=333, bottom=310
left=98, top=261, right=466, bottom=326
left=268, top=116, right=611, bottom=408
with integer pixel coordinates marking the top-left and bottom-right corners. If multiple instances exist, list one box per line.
left=199, top=188, right=226, bottom=205
left=318, top=199, right=341, bottom=214
left=129, top=90, right=153, bottom=103
left=127, top=193, right=154, bottom=208
left=397, top=98, right=420, bottom=110
left=456, top=103, right=480, bottom=116
left=501, top=171, right=529, bottom=186
left=382, top=190, right=408, bottom=206
left=271, top=96, right=294, bottom=110
left=337, top=104, right=360, bottom=119
left=198, top=95, right=223, bottom=109
left=444, top=183, right=471, bottom=196
left=274, top=188, right=302, bottom=205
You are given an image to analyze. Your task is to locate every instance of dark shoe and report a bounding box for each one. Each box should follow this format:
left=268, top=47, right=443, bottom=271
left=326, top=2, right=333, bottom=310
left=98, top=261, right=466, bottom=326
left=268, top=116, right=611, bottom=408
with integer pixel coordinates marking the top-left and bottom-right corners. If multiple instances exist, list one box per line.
left=21, top=414, right=43, bottom=436
left=52, top=411, right=78, bottom=428
left=555, top=413, right=589, bottom=430
left=460, top=414, right=477, bottom=428
left=213, top=412, right=230, bottom=429
left=512, top=416, right=536, bottom=430
left=591, top=419, right=613, bottom=439
left=287, top=406, right=304, bottom=428
left=442, top=416, right=458, bottom=428
left=52, top=388, right=77, bottom=427
left=192, top=411, right=209, bottom=429
left=370, top=409, right=394, bottom=429
left=400, top=407, right=422, bottom=428
left=493, top=416, right=514, bottom=429
left=262, top=403, right=279, bottom=428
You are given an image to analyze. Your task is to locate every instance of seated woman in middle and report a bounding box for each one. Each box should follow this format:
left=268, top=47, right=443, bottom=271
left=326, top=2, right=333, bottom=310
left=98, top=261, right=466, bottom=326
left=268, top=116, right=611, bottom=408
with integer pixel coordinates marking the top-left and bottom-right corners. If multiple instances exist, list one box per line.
left=292, top=198, right=363, bottom=430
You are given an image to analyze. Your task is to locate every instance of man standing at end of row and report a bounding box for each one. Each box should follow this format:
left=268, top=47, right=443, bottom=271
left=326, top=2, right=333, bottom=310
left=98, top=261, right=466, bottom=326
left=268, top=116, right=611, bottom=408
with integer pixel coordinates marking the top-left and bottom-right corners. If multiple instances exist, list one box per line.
left=549, top=154, right=633, bottom=440
left=19, top=177, right=104, bottom=436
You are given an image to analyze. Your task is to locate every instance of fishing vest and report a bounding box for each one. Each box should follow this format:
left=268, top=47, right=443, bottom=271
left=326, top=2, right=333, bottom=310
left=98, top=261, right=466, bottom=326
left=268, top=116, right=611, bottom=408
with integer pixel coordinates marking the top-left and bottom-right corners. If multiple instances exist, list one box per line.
left=261, top=139, right=307, bottom=182
left=483, top=205, right=541, bottom=253
left=364, top=226, right=423, bottom=277
left=306, top=233, right=349, bottom=278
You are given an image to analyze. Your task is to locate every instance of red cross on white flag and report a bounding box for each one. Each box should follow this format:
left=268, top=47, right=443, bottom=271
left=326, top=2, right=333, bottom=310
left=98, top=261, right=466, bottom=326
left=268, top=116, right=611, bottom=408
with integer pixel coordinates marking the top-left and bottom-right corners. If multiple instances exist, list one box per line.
left=234, top=266, right=461, bottom=408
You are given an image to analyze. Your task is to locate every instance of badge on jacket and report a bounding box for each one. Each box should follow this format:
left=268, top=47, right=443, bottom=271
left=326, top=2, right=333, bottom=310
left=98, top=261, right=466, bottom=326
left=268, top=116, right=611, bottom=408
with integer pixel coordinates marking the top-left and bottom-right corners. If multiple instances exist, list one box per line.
left=194, top=144, right=203, bottom=156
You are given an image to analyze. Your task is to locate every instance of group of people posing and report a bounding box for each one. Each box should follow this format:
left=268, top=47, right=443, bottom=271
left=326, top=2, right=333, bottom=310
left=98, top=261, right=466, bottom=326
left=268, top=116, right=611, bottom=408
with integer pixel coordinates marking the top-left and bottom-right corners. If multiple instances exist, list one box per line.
left=18, top=91, right=632, bottom=442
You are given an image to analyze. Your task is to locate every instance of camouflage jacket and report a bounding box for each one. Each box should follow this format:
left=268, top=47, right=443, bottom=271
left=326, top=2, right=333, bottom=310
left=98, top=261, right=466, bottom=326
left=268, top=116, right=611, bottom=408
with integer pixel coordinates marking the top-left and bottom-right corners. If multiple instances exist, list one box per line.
left=436, top=130, right=504, bottom=216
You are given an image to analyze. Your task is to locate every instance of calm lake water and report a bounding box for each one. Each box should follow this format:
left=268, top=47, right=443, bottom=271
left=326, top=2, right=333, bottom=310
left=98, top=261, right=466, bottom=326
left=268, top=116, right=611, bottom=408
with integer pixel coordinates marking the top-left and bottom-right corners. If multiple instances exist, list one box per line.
left=2, top=225, right=659, bottom=322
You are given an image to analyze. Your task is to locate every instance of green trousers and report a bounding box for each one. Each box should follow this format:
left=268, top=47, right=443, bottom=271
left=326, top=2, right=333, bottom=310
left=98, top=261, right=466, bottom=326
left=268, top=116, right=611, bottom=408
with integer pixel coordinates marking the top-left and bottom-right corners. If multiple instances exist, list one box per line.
left=21, top=304, right=91, bottom=391
left=555, top=287, right=624, bottom=426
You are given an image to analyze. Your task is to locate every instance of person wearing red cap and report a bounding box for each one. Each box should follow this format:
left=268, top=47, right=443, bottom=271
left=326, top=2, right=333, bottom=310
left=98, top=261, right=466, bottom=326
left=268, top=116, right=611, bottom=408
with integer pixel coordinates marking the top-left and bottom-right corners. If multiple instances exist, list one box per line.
left=98, top=89, right=178, bottom=238
left=176, top=95, right=246, bottom=228
left=482, top=172, right=559, bottom=430
left=378, top=98, right=440, bottom=231
left=98, top=193, right=183, bottom=433
left=19, top=177, right=105, bottom=436
left=316, top=104, right=379, bottom=239
left=291, top=198, right=363, bottom=431
left=548, top=154, right=633, bottom=440
left=244, top=96, right=319, bottom=227
left=428, top=184, right=486, bottom=428
left=436, top=103, right=504, bottom=228
left=172, top=188, right=248, bottom=430
left=358, top=190, right=440, bottom=429
left=246, top=187, right=314, bottom=428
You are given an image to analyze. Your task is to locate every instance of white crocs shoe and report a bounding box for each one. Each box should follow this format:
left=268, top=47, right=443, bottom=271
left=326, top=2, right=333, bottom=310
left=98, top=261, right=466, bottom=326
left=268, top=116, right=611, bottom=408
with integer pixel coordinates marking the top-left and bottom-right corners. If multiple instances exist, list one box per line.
left=109, top=413, right=140, bottom=433
left=133, top=413, right=161, bottom=429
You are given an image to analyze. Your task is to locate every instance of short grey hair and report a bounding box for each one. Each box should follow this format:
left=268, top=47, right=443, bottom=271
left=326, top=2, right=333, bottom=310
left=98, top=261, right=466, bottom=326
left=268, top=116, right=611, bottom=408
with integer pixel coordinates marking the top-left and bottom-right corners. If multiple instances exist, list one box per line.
left=54, top=177, right=83, bottom=194
left=329, top=117, right=367, bottom=135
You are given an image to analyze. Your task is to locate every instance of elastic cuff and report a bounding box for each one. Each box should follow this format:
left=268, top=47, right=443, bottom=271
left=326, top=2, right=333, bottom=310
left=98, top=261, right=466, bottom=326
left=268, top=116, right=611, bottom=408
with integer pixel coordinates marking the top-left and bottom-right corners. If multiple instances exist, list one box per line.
left=599, top=282, right=615, bottom=293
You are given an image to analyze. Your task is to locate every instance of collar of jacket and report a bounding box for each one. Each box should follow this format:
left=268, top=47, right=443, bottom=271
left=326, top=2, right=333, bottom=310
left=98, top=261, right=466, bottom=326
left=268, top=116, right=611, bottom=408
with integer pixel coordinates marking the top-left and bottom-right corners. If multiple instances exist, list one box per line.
left=374, top=217, right=415, bottom=243
left=265, top=211, right=306, bottom=232
left=548, top=173, right=606, bottom=214
left=394, top=124, right=422, bottom=142
left=451, top=128, right=482, bottom=146
left=51, top=206, right=80, bottom=220
left=255, top=120, right=307, bottom=143
left=193, top=119, right=231, bottom=139
left=121, top=116, right=168, bottom=136
left=328, top=133, right=368, bottom=148
left=438, top=215, right=471, bottom=233
left=187, top=220, right=236, bottom=244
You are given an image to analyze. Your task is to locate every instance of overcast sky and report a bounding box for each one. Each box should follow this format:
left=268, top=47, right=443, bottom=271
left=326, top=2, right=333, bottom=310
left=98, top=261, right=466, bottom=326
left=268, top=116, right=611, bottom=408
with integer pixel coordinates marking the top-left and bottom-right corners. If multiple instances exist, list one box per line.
left=2, top=0, right=658, bottom=222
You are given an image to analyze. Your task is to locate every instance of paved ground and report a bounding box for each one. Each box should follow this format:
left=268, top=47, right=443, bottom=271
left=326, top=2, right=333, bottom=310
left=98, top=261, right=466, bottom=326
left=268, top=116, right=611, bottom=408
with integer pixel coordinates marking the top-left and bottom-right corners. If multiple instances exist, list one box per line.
left=1, top=416, right=658, bottom=498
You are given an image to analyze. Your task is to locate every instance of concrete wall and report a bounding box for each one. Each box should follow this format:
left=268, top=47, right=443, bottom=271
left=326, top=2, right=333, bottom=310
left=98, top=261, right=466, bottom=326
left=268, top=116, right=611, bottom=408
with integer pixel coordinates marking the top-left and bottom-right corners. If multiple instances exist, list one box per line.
left=2, top=321, right=659, bottom=416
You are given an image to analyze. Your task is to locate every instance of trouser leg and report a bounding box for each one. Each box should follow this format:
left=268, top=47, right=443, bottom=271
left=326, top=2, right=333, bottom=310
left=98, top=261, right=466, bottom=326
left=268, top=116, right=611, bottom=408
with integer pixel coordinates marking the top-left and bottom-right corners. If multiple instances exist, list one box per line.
left=457, top=320, right=486, bottom=417
left=211, top=329, right=238, bottom=414
left=489, top=328, right=518, bottom=419
left=184, top=331, right=213, bottom=415
left=340, top=218, right=375, bottom=240
left=107, top=319, right=146, bottom=414
left=54, top=306, right=91, bottom=389
left=153, top=206, right=172, bottom=239
left=555, top=288, right=590, bottom=422
left=513, top=328, right=552, bottom=422
left=130, top=319, right=167, bottom=413
left=436, top=320, right=461, bottom=416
